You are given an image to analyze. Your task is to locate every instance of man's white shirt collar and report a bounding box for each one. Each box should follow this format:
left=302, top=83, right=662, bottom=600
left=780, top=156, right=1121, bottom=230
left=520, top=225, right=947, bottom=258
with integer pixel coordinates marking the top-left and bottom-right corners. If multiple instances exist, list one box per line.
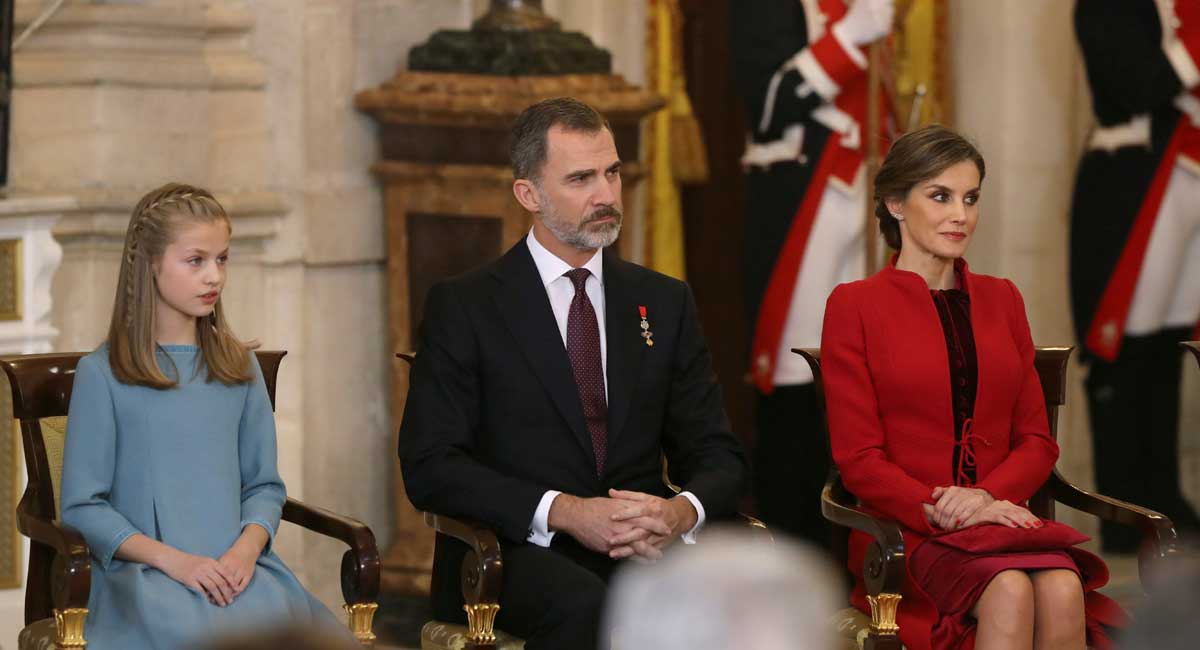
left=526, top=229, right=604, bottom=287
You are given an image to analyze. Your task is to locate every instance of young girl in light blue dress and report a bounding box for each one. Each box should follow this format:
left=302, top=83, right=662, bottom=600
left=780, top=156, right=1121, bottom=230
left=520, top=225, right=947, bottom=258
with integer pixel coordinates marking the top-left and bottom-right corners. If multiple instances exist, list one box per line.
left=60, top=183, right=342, bottom=648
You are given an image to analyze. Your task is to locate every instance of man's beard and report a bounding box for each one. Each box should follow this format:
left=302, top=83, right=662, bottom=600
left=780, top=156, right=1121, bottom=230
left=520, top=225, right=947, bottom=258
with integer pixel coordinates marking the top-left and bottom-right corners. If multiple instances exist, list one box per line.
left=538, top=191, right=623, bottom=250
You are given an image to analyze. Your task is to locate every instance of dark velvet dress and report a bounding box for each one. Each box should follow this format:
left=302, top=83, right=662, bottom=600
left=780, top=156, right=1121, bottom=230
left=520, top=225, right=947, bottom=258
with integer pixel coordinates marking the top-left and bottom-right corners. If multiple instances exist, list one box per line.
left=907, top=283, right=1110, bottom=649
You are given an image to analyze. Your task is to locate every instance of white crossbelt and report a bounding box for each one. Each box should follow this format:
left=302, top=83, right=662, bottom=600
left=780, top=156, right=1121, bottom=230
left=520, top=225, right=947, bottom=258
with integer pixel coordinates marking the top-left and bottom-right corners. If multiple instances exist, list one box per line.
left=1089, top=94, right=1200, bottom=152
left=1089, top=114, right=1152, bottom=152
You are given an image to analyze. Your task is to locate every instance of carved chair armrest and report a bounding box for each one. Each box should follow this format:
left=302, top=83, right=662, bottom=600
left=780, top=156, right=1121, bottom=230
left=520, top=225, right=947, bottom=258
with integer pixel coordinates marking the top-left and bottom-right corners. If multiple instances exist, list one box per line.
left=423, top=513, right=504, bottom=607
left=821, top=478, right=906, bottom=596
left=16, top=498, right=91, bottom=615
left=1045, top=470, right=1179, bottom=588
left=662, top=458, right=770, bottom=541
left=734, top=513, right=774, bottom=543
left=661, top=453, right=769, bottom=541
left=281, top=497, right=380, bottom=605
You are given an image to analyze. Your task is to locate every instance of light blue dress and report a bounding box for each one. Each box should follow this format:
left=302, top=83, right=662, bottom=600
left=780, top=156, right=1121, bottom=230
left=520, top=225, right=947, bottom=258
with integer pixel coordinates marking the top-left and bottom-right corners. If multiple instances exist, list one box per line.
left=60, top=345, right=341, bottom=649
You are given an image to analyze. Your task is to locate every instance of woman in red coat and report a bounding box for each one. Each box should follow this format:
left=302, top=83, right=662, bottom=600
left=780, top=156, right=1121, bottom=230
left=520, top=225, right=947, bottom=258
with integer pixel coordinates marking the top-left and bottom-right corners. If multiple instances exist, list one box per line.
left=821, top=126, right=1123, bottom=650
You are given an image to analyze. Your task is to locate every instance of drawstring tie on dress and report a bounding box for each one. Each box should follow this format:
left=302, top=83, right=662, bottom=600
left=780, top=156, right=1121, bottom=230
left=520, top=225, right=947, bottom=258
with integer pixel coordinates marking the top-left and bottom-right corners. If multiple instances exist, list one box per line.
left=955, top=418, right=990, bottom=486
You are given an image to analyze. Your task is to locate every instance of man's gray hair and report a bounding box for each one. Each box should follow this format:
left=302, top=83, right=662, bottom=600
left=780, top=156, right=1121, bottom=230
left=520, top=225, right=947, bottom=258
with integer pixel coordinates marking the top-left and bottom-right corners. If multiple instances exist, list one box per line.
left=604, top=528, right=840, bottom=650
left=509, top=97, right=610, bottom=183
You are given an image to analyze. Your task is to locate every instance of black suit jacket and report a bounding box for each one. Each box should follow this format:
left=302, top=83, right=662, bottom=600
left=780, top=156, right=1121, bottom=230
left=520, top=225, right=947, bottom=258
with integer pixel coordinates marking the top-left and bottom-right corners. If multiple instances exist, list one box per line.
left=399, top=239, right=747, bottom=544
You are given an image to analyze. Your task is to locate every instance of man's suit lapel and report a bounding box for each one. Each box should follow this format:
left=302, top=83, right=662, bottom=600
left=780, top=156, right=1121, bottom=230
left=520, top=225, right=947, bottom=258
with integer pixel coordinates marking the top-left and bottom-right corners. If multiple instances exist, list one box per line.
left=603, top=249, right=645, bottom=449
left=492, top=240, right=595, bottom=465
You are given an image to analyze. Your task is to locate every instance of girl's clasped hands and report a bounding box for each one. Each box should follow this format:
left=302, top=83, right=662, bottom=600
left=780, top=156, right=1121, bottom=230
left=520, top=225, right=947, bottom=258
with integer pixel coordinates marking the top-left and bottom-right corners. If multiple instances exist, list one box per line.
left=160, top=528, right=265, bottom=607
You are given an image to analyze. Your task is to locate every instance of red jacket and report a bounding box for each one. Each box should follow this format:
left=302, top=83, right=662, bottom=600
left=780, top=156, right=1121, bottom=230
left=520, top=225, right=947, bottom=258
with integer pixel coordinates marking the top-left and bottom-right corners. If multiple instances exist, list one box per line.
left=821, top=260, right=1102, bottom=649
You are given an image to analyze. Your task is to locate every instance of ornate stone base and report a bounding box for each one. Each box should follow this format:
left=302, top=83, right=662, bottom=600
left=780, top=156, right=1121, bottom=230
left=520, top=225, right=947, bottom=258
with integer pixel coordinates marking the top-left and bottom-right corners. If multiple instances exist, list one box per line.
left=355, top=71, right=663, bottom=127
left=410, top=29, right=611, bottom=76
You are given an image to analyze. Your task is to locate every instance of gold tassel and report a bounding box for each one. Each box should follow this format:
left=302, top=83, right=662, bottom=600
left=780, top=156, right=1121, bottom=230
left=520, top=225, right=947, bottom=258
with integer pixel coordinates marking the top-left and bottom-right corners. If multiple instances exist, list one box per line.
left=669, top=78, right=709, bottom=185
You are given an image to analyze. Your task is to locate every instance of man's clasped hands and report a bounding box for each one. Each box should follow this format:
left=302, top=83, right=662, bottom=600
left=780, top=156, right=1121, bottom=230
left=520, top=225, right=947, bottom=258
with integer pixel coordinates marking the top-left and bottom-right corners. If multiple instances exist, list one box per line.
left=549, top=489, right=700, bottom=562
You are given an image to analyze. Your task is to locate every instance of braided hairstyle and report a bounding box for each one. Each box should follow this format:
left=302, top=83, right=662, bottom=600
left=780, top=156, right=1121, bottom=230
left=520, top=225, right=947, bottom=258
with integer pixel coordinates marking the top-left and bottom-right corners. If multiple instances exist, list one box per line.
left=107, top=182, right=254, bottom=388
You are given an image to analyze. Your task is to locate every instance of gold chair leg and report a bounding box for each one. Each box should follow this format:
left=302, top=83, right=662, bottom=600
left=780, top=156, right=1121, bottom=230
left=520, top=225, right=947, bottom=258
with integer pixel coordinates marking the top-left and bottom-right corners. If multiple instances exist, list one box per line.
left=463, top=602, right=500, bottom=647
left=54, top=608, right=87, bottom=649
left=343, top=602, right=379, bottom=647
left=864, top=593, right=902, bottom=650
left=866, top=592, right=901, bottom=634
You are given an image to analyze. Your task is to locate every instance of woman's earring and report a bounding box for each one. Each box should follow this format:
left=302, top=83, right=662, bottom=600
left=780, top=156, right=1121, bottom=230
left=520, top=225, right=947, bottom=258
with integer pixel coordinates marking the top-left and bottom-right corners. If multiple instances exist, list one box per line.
left=891, top=212, right=905, bottom=221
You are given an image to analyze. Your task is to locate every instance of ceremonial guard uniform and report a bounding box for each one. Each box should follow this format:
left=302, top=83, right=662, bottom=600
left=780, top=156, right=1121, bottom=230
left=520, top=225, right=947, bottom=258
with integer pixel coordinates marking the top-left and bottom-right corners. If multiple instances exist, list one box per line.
left=731, top=0, right=893, bottom=544
left=1071, top=0, right=1200, bottom=550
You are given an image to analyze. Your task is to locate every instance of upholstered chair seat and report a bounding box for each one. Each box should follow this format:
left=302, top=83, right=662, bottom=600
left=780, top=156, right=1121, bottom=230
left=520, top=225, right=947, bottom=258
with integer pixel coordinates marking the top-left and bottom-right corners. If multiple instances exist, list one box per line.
left=17, top=616, right=57, bottom=650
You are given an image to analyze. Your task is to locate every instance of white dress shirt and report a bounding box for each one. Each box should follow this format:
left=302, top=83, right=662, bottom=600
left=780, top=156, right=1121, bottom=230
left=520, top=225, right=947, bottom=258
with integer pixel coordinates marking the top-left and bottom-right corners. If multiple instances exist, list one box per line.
left=524, top=230, right=706, bottom=547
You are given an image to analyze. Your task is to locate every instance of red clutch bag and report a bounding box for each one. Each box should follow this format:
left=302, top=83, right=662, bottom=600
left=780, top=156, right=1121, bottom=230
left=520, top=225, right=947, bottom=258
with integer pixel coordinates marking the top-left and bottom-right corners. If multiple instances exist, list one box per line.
left=927, top=521, right=1090, bottom=554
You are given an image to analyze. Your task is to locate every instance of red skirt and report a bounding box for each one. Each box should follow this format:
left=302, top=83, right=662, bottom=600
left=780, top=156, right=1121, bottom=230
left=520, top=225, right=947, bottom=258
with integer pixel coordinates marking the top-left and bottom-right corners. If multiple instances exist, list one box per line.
left=908, top=522, right=1124, bottom=650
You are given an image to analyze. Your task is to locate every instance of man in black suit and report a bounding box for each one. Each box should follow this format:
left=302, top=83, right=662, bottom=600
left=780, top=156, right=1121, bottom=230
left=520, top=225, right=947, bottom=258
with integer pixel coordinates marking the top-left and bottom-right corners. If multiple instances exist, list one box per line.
left=399, top=97, right=747, bottom=649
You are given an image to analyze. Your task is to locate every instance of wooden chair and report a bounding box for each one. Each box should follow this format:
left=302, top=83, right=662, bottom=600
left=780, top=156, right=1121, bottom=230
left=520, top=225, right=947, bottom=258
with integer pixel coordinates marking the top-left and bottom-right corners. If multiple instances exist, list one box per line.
left=795, top=346, right=1181, bottom=650
left=396, top=352, right=769, bottom=650
left=4, top=351, right=382, bottom=649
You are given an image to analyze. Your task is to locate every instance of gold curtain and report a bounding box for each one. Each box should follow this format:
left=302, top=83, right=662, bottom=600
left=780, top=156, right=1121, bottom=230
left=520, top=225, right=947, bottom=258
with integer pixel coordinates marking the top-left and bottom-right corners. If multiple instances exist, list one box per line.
left=644, top=0, right=708, bottom=279
left=893, top=0, right=952, bottom=128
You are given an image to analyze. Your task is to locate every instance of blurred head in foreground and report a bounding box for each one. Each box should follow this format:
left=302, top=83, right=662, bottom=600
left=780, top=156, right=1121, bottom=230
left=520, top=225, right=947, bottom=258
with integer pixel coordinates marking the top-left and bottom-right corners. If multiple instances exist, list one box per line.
left=1118, top=556, right=1200, bottom=650
left=604, top=528, right=839, bottom=650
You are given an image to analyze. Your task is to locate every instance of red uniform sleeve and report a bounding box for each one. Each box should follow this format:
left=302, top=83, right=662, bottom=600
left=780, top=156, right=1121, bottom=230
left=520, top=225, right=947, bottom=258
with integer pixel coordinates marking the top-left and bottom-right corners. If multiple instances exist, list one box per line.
left=822, top=284, right=936, bottom=534
left=976, top=280, right=1060, bottom=504
left=1174, top=0, right=1200, bottom=88
left=795, top=26, right=868, bottom=100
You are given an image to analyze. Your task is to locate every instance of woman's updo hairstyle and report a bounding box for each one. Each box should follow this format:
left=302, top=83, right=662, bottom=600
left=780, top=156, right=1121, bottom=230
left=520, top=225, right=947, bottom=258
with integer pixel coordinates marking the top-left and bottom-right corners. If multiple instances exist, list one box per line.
left=873, top=125, right=985, bottom=251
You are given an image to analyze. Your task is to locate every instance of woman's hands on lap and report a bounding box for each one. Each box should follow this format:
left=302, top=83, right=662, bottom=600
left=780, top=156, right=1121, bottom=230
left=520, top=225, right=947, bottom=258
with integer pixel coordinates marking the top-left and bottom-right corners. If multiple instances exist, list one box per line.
left=930, top=486, right=994, bottom=529
left=923, top=486, right=1043, bottom=530
left=960, top=499, right=1042, bottom=529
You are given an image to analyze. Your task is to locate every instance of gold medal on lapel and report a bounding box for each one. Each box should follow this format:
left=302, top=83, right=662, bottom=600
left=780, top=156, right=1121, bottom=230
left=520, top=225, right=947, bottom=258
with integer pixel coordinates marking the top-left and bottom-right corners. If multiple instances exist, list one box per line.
left=639, top=305, right=654, bottom=347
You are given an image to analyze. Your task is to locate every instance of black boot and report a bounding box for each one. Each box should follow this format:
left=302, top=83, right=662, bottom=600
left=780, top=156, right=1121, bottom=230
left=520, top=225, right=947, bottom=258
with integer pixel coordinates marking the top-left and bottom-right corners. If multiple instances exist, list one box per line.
left=1146, top=328, right=1200, bottom=543
left=1086, top=334, right=1155, bottom=553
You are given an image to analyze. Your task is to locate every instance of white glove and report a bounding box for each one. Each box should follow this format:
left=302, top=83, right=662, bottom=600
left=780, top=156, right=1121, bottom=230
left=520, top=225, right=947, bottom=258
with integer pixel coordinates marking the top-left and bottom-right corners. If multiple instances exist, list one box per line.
left=833, top=0, right=895, bottom=46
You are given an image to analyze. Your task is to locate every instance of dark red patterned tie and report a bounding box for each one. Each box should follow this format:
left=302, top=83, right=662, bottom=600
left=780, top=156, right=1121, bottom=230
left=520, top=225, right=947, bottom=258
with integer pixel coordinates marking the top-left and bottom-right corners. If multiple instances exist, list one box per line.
left=564, top=268, right=607, bottom=474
